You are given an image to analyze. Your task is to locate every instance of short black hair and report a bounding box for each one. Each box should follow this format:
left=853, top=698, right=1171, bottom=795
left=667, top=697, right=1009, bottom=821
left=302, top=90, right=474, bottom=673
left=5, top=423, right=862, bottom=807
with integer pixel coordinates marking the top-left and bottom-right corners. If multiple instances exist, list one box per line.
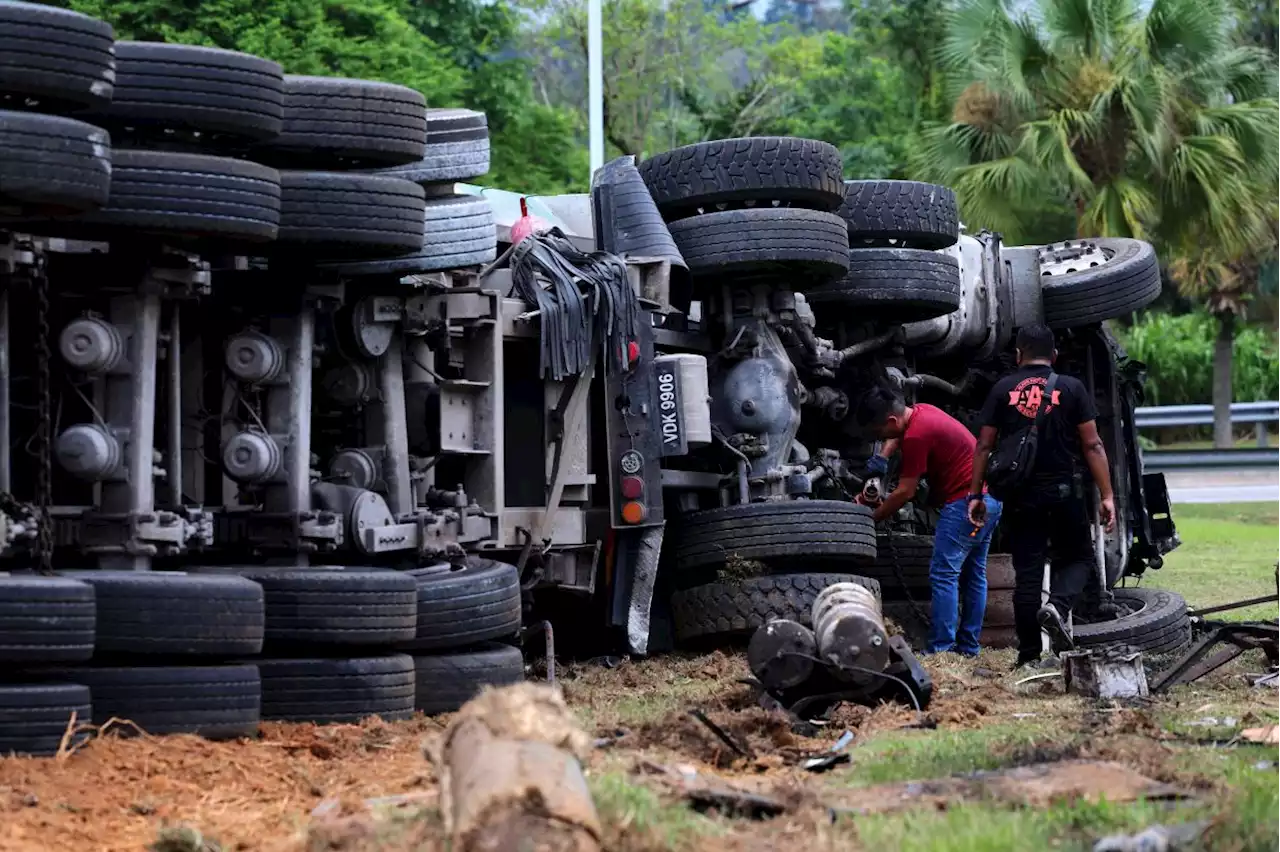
left=854, top=385, right=906, bottom=432
left=1016, top=323, right=1056, bottom=360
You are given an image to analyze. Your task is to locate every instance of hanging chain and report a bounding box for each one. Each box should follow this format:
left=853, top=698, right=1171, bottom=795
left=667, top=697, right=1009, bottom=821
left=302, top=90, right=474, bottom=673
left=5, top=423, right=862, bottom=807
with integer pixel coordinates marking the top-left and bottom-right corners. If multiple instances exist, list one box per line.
left=31, top=261, right=54, bottom=572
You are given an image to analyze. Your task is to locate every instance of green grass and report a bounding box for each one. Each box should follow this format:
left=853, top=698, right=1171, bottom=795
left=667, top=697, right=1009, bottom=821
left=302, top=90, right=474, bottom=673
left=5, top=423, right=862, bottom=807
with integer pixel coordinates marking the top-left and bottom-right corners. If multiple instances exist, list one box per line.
left=840, top=723, right=1061, bottom=787
left=1157, top=503, right=1279, bottom=621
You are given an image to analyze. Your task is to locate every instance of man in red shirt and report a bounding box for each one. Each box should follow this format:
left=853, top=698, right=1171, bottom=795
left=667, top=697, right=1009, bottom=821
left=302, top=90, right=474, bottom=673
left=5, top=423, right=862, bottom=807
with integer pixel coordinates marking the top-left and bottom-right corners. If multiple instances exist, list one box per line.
left=855, top=387, right=1003, bottom=655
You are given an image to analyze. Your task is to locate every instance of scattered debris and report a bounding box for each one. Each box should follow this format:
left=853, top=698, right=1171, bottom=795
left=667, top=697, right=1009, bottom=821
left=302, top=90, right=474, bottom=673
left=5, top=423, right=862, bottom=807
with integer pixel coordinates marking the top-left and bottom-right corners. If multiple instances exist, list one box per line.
left=799, top=730, right=854, bottom=772
left=1239, top=725, right=1280, bottom=745
left=688, top=709, right=755, bottom=759
left=1063, top=648, right=1149, bottom=699
left=1092, top=820, right=1211, bottom=852
left=645, top=762, right=790, bottom=820
left=439, top=683, right=601, bottom=852
left=1151, top=621, right=1278, bottom=693
left=1185, top=717, right=1238, bottom=728
left=828, top=760, right=1188, bottom=816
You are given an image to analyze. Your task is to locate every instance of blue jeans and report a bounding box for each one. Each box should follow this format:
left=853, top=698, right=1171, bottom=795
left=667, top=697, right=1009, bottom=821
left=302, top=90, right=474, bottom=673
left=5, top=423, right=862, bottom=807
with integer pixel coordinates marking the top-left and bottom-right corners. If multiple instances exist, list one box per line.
left=927, top=495, right=1002, bottom=655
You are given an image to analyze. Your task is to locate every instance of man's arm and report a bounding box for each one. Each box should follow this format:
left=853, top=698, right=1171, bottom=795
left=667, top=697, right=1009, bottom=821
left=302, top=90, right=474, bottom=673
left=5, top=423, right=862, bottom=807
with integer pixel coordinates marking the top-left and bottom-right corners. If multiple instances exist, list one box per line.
left=1078, top=419, right=1116, bottom=532
left=968, top=426, right=998, bottom=497
left=872, top=475, right=919, bottom=522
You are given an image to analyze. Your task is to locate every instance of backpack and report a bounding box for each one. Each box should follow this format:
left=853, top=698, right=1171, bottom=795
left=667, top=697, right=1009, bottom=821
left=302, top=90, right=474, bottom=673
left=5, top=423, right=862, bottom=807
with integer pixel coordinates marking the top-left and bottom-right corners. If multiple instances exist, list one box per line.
left=985, top=373, right=1060, bottom=501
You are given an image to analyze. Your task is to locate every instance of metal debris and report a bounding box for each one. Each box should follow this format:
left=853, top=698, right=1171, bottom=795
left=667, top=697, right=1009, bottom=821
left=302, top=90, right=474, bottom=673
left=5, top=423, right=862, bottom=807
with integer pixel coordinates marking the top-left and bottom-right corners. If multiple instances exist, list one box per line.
left=1063, top=648, right=1149, bottom=699
left=1092, top=821, right=1211, bottom=852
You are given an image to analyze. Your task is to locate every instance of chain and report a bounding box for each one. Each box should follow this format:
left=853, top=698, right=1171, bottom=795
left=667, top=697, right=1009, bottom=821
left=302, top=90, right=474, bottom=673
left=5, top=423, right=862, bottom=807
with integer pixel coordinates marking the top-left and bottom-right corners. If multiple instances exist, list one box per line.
left=31, top=262, right=53, bottom=572
left=887, top=529, right=931, bottom=629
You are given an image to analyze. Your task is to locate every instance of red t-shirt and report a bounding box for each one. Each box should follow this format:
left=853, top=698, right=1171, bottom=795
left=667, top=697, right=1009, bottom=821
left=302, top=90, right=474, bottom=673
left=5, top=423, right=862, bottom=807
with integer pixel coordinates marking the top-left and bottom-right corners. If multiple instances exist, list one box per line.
left=899, top=403, right=978, bottom=507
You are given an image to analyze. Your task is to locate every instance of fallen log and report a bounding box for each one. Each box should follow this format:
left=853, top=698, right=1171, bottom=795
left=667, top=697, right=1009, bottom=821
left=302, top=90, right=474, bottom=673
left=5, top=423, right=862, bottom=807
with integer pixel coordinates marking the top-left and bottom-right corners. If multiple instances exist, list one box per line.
left=438, top=682, right=601, bottom=852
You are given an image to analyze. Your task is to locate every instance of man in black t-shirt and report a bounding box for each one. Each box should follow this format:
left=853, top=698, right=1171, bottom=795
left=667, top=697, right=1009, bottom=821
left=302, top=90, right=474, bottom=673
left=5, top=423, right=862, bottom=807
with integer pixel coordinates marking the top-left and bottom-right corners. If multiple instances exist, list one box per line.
left=965, top=324, right=1117, bottom=667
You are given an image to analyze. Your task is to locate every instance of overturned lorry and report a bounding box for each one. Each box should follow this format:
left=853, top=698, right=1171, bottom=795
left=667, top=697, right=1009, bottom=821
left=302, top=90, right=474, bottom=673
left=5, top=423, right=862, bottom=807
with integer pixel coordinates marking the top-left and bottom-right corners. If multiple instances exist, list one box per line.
left=0, top=6, right=1185, bottom=717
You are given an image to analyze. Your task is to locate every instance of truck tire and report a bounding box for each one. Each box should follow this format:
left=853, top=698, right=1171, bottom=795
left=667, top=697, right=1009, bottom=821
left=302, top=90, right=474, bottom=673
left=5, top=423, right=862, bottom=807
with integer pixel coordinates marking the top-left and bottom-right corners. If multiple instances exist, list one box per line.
left=60, top=571, right=264, bottom=657
left=35, top=149, right=281, bottom=242
left=1039, top=238, right=1161, bottom=328
left=88, top=42, right=284, bottom=142
left=376, top=108, right=490, bottom=185
left=0, top=111, right=111, bottom=216
left=52, top=664, right=261, bottom=740
left=257, top=654, right=415, bottom=724
left=806, top=248, right=962, bottom=322
left=667, top=208, right=849, bottom=284
left=639, top=137, right=845, bottom=218
left=277, top=171, right=425, bottom=256
left=0, top=575, right=95, bottom=663
left=397, top=558, right=522, bottom=653
left=860, top=532, right=935, bottom=598
left=321, top=194, right=496, bottom=276
left=259, top=76, right=427, bottom=167
left=671, top=573, right=881, bottom=643
left=673, top=500, right=875, bottom=571
left=0, top=683, right=91, bottom=757
left=1072, top=587, right=1191, bottom=656
left=0, top=2, right=114, bottom=111
left=838, top=180, right=959, bottom=249
left=240, top=568, right=418, bottom=648
left=412, top=643, right=525, bottom=715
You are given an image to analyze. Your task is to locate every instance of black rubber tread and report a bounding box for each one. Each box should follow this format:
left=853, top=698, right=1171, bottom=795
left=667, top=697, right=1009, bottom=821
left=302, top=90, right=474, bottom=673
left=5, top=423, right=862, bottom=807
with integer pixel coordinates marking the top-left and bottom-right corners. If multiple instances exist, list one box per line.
left=276, top=171, right=425, bottom=256
left=1040, top=238, right=1162, bottom=328
left=674, top=500, right=876, bottom=570
left=412, top=643, right=525, bottom=715
left=376, top=109, right=491, bottom=184
left=594, top=160, right=689, bottom=282
left=838, top=180, right=959, bottom=249
left=0, top=575, right=95, bottom=663
left=670, top=573, right=881, bottom=643
left=806, top=248, right=962, bottom=323
left=59, top=571, right=265, bottom=657
left=257, top=655, right=415, bottom=724
left=667, top=208, right=849, bottom=285
left=397, top=558, right=523, bottom=653
left=0, top=1, right=115, bottom=111
left=45, top=664, right=260, bottom=740
left=258, top=76, right=427, bottom=167
left=87, top=42, right=283, bottom=142
left=638, top=137, right=844, bottom=217
left=33, top=149, right=282, bottom=242
left=0, top=683, right=91, bottom=757
left=0, top=110, right=111, bottom=216
left=1072, top=587, right=1191, bottom=654
left=858, top=533, right=935, bottom=597
left=238, top=568, right=418, bottom=647
left=321, top=194, right=496, bottom=276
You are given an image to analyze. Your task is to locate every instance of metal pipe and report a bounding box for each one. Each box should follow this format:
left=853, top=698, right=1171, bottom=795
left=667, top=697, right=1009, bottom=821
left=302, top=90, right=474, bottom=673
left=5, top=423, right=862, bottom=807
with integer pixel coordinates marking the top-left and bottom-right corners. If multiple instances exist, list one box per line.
left=128, top=293, right=162, bottom=516
left=1084, top=342, right=1108, bottom=596
left=378, top=332, right=413, bottom=517
left=285, top=304, right=315, bottom=515
left=587, top=0, right=604, bottom=177
left=0, top=286, right=9, bottom=492
left=835, top=328, right=897, bottom=363
left=164, top=303, right=182, bottom=507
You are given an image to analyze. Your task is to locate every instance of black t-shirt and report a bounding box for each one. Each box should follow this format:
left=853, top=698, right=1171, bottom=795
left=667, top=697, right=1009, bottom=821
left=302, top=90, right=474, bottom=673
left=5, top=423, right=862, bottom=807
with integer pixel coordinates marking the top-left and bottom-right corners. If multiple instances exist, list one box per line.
left=979, top=365, right=1097, bottom=485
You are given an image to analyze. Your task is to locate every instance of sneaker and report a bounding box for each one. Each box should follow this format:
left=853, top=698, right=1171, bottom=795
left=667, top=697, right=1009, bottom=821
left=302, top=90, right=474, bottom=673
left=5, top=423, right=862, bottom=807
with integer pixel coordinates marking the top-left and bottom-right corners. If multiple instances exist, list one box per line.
left=1037, top=604, right=1075, bottom=653
left=1013, top=654, right=1042, bottom=671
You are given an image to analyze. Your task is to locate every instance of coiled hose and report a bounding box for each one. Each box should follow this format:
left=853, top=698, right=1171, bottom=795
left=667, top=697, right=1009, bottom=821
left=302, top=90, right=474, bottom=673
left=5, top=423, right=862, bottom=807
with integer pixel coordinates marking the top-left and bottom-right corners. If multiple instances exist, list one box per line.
left=510, top=230, right=641, bottom=380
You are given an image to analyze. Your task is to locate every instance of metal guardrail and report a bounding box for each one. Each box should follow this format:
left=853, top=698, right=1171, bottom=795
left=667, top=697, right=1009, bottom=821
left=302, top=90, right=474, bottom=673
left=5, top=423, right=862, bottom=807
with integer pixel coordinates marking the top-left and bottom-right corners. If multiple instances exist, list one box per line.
left=1137, top=401, right=1280, bottom=471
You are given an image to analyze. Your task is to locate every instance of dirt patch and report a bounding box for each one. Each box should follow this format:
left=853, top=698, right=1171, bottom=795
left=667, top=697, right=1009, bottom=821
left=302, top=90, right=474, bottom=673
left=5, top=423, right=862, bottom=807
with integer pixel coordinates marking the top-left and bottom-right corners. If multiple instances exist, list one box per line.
left=634, top=706, right=816, bottom=770
left=0, top=718, right=442, bottom=852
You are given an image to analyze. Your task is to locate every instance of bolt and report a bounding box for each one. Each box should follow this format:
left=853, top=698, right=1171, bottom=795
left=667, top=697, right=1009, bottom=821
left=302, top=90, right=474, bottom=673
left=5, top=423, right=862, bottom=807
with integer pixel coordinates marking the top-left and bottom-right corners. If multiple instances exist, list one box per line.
left=741, top=399, right=756, bottom=415
left=871, top=634, right=884, bottom=647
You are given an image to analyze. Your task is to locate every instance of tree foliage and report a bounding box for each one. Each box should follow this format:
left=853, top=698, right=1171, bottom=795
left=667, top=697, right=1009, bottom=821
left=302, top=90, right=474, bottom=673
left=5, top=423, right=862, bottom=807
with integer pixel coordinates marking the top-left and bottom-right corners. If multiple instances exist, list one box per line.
left=48, top=0, right=587, bottom=193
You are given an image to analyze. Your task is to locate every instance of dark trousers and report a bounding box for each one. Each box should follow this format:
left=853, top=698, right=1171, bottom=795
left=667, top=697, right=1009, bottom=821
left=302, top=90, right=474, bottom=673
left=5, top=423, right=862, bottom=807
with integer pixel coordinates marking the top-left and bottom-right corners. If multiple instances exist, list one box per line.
left=1003, top=485, right=1095, bottom=660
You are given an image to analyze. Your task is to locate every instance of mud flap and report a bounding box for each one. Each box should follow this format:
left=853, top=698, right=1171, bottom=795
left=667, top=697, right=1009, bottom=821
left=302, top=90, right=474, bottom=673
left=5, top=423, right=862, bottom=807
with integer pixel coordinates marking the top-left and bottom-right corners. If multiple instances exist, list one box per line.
left=608, top=523, right=665, bottom=656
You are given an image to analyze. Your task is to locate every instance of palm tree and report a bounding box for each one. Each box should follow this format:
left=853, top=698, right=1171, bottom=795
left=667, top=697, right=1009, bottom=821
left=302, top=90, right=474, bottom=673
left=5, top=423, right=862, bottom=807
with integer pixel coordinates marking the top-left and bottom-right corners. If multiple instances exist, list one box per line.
left=914, top=0, right=1278, bottom=445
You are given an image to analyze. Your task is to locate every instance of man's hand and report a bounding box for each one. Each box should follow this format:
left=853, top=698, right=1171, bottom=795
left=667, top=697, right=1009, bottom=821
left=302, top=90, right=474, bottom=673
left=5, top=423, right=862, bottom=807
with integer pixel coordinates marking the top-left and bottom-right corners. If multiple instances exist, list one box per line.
left=1099, top=494, right=1116, bottom=533
left=967, top=497, right=987, bottom=526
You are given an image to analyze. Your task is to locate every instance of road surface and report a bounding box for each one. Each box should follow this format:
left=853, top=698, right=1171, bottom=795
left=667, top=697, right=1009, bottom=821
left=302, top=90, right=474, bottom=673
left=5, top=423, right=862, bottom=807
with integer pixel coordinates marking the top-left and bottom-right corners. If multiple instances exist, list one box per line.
left=1164, top=467, right=1279, bottom=505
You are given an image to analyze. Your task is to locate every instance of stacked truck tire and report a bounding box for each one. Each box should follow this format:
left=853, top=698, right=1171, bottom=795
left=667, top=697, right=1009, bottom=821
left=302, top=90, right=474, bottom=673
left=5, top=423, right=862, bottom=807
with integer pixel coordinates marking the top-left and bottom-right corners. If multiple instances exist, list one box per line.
left=0, top=0, right=519, bottom=756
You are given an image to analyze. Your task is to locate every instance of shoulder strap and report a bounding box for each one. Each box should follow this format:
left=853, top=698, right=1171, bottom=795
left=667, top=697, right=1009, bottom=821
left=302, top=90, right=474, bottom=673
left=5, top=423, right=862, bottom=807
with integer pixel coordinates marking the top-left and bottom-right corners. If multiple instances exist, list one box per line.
left=1032, top=373, right=1060, bottom=434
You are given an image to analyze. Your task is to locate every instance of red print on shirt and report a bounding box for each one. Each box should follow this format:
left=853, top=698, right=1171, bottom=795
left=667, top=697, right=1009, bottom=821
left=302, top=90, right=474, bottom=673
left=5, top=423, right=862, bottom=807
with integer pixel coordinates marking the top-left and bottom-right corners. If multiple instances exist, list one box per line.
left=1008, top=378, right=1061, bottom=419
